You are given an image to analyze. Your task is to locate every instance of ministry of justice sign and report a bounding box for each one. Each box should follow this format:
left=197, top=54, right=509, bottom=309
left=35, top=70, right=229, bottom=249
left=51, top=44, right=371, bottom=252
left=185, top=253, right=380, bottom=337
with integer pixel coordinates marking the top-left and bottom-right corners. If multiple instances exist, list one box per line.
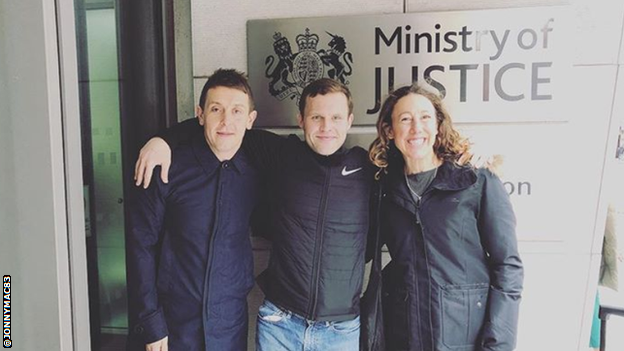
left=247, top=6, right=570, bottom=127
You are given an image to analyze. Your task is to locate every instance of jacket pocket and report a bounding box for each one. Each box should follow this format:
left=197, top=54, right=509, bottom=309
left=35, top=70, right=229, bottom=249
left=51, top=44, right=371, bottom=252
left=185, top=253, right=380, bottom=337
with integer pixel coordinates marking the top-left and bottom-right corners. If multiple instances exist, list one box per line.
left=330, top=315, right=360, bottom=334
left=440, top=284, right=489, bottom=349
left=257, top=300, right=290, bottom=324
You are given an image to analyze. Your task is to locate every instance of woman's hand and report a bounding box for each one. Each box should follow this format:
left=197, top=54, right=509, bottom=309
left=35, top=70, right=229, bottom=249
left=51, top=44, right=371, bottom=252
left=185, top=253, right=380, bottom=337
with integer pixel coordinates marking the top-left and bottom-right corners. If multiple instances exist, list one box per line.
left=134, top=137, right=172, bottom=188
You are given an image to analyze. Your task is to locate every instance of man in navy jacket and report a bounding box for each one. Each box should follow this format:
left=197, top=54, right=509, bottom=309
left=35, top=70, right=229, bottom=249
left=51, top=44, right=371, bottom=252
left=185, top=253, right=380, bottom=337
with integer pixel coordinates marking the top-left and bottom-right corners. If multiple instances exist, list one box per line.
left=126, top=69, right=259, bottom=351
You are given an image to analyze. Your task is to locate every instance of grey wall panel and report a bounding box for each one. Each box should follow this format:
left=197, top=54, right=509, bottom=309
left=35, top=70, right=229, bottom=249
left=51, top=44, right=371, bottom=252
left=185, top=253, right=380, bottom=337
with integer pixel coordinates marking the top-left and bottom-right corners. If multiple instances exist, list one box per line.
left=247, top=8, right=571, bottom=128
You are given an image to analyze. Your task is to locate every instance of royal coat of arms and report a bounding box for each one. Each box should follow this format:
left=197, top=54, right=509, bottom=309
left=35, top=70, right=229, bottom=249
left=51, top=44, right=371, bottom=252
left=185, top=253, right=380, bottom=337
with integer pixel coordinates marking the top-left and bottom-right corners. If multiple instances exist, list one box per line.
left=265, top=28, right=354, bottom=102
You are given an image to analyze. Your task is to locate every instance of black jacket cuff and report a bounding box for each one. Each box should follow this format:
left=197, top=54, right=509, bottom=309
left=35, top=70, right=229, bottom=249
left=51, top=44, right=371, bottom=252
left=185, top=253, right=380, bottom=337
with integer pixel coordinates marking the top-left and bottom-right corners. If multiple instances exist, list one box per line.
left=132, top=308, right=168, bottom=344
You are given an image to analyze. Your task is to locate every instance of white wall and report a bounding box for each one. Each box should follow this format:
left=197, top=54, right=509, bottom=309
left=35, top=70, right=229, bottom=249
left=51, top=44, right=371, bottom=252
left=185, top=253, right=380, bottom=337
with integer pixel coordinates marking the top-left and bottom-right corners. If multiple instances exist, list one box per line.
left=0, top=1, right=77, bottom=350
left=189, top=0, right=624, bottom=350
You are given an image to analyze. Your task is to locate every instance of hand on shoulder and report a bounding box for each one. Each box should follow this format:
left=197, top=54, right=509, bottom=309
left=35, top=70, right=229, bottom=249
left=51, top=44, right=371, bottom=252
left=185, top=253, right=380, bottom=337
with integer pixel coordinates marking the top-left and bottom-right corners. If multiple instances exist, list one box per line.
left=134, top=137, right=172, bottom=189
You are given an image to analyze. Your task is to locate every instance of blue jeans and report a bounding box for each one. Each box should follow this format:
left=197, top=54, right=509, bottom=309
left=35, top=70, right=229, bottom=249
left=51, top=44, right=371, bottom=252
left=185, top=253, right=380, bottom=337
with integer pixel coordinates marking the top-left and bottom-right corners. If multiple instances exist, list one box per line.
left=255, top=299, right=360, bottom=351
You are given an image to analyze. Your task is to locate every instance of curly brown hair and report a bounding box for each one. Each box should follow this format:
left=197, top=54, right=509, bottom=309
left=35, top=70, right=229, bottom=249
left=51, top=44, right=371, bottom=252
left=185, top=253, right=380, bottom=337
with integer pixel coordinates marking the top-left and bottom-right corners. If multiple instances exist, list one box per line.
left=368, top=83, right=470, bottom=176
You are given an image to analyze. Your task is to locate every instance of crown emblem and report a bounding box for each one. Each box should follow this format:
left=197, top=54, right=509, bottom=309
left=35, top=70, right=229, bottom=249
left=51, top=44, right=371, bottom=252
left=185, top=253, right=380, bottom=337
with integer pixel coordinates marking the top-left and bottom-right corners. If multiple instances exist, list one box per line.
left=264, top=28, right=353, bottom=103
left=296, top=28, right=319, bottom=51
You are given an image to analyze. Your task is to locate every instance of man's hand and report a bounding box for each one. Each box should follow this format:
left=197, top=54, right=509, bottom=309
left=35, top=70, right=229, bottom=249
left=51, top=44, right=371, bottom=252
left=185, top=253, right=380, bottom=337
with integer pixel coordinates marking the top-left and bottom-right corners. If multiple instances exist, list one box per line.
left=475, top=154, right=504, bottom=178
left=146, top=336, right=168, bottom=351
left=134, top=137, right=172, bottom=188
left=458, top=149, right=505, bottom=178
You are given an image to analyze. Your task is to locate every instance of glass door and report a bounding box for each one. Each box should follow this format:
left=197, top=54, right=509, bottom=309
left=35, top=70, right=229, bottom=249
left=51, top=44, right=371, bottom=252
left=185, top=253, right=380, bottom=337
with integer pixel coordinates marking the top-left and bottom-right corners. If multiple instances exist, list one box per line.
left=74, top=1, right=184, bottom=348
left=74, top=1, right=128, bottom=349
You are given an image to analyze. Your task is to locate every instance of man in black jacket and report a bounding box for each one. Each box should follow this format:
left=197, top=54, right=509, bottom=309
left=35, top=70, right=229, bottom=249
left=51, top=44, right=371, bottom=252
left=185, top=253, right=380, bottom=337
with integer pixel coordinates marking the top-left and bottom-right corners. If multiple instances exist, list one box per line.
left=134, top=78, right=374, bottom=351
left=248, top=79, right=374, bottom=351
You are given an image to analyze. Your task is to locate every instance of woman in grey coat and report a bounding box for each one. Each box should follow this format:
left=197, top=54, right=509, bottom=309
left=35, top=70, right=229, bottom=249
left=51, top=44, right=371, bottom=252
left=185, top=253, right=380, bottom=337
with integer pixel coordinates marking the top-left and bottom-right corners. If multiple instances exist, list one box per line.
left=368, top=84, right=524, bottom=351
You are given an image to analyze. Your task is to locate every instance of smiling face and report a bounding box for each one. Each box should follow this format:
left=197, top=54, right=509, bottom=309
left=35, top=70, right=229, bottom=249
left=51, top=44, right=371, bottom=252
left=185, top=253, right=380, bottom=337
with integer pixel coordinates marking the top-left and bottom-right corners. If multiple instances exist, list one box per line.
left=196, top=86, right=257, bottom=161
left=298, top=92, right=354, bottom=156
left=388, top=93, right=439, bottom=168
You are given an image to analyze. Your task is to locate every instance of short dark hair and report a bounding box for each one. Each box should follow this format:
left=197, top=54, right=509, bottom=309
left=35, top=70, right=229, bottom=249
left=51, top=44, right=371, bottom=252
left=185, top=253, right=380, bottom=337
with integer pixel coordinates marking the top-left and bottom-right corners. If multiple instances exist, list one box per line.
left=198, top=69, right=255, bottom=111
left=298, top=78, right=353, bottom=116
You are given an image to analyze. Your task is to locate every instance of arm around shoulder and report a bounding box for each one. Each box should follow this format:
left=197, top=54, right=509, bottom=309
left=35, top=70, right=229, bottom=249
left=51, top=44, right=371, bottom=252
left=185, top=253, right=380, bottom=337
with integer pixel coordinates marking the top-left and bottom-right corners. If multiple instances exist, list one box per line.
left=134, top=118, right=201, bottom=188
left=243, top=129, right=288, bottom=172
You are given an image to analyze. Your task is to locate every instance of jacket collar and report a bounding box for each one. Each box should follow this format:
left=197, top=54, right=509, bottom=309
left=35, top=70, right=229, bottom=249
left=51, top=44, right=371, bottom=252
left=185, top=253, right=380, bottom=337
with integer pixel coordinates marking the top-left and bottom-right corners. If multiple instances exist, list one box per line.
left=295, top=135, right=348, bottom=167
left=191, top=132, right=250, bottom=175
left=386, top=158, right=477, bottom=190
left=429, top=161, right=478, bottom=192
left=383, top=159, right=477, bottom=211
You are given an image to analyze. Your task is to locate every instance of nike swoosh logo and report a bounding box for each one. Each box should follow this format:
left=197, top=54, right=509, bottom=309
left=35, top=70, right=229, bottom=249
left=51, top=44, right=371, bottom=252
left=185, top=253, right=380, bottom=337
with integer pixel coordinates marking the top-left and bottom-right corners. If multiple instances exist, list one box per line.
left=341, top=166, right=362, bottom=176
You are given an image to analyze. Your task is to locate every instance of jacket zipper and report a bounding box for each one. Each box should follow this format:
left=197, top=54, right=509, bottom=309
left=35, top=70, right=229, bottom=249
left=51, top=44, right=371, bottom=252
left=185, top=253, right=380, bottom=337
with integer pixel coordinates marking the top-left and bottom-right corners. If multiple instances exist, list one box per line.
left=415, top=197, right=422, bottom=224
left=413, top=196, right=422, bottom=350
left=414, top=189, right=436, bottom=350
left=308, top=164, right=331, bottom=319
left=202, top=165, right=224, bottom=344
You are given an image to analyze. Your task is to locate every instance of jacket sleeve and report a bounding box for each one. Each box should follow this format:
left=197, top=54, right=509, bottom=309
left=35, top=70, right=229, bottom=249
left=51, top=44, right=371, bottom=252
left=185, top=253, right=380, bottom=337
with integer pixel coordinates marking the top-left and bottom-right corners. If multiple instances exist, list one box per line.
left=126, top=168, right=169, bottom=344
left=477, top=169, right=524, bottom=351
left=244, top=129, right=287, bottom=239
left=242, top=129, right=288, bottom=174
left=159, top=117, right=202, bottom=148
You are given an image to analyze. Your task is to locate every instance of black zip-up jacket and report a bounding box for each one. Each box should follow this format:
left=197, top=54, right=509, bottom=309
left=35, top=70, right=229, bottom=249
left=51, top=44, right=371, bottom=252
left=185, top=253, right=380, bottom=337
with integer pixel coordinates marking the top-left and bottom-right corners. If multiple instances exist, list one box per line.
left=162, top=119, right=374, bottom=321
left=381, top=160, right=523, bottom=351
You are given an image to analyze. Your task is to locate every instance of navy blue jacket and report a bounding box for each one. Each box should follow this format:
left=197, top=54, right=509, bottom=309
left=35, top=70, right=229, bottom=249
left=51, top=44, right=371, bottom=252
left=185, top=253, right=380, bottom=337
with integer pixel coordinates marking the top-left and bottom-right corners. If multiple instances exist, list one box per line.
left=126, top=133, right=260, bottom=351
left=381, top=161, right=524, bottom=351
